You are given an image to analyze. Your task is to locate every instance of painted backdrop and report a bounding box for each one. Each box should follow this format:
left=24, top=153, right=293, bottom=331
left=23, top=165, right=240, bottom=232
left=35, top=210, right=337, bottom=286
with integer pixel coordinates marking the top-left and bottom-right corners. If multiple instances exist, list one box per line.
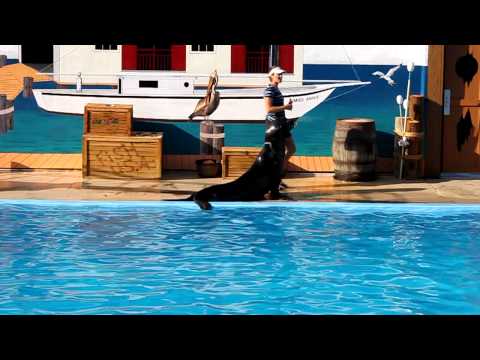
left=0, top=45, right=428, bottom=156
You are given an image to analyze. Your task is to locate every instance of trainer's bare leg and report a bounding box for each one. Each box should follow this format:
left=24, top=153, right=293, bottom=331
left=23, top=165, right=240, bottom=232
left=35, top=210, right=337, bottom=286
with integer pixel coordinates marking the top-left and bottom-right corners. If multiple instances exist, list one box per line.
left=279, top=136, right=296, bottom=190
left=283, top=136, right=296, bottom=176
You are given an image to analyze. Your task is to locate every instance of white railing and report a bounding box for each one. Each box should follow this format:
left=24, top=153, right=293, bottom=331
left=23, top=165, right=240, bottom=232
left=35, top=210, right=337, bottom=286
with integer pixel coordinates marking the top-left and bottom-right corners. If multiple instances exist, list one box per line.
left=37, top=71, right=366, bottom=92
left=37, top=71, right=364, bottom=83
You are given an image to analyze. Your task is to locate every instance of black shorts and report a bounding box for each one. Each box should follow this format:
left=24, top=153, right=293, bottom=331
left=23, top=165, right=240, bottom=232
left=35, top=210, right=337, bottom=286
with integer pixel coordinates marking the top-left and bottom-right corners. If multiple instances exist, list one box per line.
left=265, top=116, right=293, bottom=138
left=282, top=127, right=292, bottom=138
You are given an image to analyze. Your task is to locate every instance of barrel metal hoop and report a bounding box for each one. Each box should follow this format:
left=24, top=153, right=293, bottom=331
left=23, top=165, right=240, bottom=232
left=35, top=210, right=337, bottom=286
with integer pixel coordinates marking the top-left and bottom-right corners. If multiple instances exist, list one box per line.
left=0, top=106, right=14, bottom=115
left=394, top=130, right=424, bottom=138
left=333, top=160, right=376, bottom=165
left=200, top=132, right=225, bottom=139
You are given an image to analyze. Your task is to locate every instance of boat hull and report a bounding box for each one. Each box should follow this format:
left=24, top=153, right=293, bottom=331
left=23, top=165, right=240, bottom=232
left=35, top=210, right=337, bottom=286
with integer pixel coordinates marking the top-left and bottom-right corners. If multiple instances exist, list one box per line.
left=32, top=83, right=359, bottom=123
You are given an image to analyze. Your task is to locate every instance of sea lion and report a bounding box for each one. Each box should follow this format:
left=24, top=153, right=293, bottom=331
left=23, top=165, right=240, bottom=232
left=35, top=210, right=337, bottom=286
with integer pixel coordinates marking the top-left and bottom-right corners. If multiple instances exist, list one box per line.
left=188, top=118, right=287, bottom=210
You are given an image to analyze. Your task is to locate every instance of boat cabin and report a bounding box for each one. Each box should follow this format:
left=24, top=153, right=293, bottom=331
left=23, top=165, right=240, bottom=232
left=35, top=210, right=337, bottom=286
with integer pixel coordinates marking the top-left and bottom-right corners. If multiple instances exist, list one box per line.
left=51, top=45, right=304, bottom=87
left=117, top=73, right=196, bottom=95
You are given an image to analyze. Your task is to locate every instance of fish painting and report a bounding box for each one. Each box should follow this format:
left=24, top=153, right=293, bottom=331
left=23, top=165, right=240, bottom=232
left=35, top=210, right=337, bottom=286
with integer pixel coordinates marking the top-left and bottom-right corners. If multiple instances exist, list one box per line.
left=455, top=53, right=478, bottom=86
left=457, top=109, right=474, bottom=151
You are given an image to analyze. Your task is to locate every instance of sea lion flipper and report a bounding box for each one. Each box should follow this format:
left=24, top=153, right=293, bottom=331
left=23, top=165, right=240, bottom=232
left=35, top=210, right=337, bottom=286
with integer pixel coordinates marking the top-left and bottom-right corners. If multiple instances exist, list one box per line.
left=195, top=199, right=212, bottom=210
left=192, top=193, right=212, bottom=210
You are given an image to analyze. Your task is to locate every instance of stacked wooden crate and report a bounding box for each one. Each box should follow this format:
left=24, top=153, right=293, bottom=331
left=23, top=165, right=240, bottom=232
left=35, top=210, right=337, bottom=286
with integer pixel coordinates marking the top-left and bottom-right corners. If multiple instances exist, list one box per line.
left=82, top=104, right=163, bottom=179
left=221, top=146, right=261, bottom=178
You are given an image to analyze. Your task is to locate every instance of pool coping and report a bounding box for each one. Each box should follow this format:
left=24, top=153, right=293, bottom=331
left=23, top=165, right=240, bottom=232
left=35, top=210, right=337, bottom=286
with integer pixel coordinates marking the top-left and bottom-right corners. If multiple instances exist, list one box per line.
left=1, top=170, right=480, bottom=204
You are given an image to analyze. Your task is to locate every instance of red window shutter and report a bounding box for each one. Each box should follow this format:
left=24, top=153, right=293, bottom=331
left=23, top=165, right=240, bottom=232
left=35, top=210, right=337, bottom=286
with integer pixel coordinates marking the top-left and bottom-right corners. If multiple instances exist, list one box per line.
left=170, top=45, right=186, bottom=71
left=231, top=45, right=246, bottom=73
left=122, top=45, right=137, bottom=70
left=279, top=45, right=294, bottom=73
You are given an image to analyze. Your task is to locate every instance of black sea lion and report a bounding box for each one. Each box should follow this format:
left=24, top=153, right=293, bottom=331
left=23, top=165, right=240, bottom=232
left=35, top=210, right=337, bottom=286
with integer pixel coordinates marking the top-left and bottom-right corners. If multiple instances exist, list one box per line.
left=187, top=118, right=287, bottom=210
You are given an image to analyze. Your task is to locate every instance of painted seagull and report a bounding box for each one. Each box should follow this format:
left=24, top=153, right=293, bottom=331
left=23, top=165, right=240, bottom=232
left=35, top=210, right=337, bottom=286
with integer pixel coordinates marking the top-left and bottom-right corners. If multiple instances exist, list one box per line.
left=372, top=64, right=401, bottom=86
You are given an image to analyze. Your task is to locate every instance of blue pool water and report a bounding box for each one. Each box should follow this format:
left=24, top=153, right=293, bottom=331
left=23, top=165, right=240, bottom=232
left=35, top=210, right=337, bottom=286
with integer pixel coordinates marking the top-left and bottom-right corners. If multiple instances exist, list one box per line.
left=0, top=64, right=426, bottom=156
left=0, top=200, right=479, bottom=315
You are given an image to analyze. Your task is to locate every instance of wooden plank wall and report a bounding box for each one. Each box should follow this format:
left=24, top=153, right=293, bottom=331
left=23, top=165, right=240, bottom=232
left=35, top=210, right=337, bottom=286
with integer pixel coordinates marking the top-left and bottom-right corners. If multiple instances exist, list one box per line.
left=424, top=45, right=445, bottom=178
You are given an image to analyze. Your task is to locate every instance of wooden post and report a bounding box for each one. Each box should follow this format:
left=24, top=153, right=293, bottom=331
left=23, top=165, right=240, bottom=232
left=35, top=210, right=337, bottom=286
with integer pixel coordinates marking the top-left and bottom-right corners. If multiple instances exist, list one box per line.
left=0, top=55, right=6, bottom=68
left=200, top=120, right=214, bottom=155
left=23, top=77, right=33, bottom=97
left=0, top=95, right=8, bottom=134
left=424, top=45, right=445, bottom=178
left=393, top=114, right=424, bottom=179
left=408, top=95, right=424, bottom=124
left=6, top=99, right=14, bottom=130
left=212, top=124, right=224, bottom=155
left=407, top=95, right=425, bottom=178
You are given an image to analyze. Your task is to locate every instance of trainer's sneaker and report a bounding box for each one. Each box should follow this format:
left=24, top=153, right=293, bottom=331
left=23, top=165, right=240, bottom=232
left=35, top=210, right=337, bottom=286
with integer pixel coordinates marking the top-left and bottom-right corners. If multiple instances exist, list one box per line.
left=279, top=181, right=288, bottom=190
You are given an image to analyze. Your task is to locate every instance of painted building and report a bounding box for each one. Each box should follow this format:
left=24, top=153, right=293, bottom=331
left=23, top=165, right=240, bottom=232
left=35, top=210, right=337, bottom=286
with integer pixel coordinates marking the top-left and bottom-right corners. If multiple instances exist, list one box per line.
left=48, top=45, right=303, bottom=86
left=303, top=45, right=428, bottom=66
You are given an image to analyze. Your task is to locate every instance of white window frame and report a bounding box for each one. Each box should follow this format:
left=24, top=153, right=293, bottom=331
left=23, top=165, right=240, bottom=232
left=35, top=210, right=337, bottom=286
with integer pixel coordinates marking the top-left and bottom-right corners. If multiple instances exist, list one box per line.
left=190, top=45, right=215, bottom=53
left=93, top=45, right=120, bottom=52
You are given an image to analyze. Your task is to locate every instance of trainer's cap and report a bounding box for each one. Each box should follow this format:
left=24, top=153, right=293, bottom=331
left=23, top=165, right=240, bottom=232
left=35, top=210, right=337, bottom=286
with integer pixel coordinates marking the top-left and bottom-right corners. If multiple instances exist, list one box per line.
left=268, top=67, right=287, bottom=76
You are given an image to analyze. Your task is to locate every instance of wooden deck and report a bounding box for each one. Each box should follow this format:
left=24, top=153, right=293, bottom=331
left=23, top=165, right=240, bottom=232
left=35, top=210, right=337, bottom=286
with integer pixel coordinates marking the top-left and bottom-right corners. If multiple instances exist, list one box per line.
left=0, top=63, right=52, bottom=100
left=0, top=153, right=393, bottom=173
left=0, top=153, right=82, bottom=170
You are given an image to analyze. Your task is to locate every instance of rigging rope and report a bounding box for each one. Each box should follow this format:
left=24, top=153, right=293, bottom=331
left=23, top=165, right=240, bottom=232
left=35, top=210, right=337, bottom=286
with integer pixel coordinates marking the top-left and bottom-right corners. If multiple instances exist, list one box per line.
left=37, top=45, right=82, bottom=74
left=312, top=45, right=367, bottom=102
left=6, top=45, right=83, bottom=91
left=322, top=83, right=370, bottom=103
left=342, top=45, right=361, bottom=82
left=322, top=77, right=385, bottom=103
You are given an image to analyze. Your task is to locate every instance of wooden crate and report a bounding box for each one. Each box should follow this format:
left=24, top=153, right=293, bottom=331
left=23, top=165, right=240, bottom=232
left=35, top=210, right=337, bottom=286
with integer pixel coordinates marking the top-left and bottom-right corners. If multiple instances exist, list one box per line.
left=222, top=146, right=261, bottom=178
left=84, top=103, right=133, bottom=136
left=82, top=133, right=163, bottom=179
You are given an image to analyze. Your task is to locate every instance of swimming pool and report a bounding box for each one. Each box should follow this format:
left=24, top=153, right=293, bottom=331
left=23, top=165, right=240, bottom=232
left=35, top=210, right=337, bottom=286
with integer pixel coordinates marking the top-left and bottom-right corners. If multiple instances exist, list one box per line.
left=0, top=200, right=479, bottom=314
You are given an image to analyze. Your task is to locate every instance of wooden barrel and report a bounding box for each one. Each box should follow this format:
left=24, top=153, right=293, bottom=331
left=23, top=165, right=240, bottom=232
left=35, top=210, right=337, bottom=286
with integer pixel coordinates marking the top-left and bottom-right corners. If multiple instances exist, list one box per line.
left=212, top=124, right=224, bottom=155
left=200, top=121, right=224, bottom=155
left=200, top=120, right=214, bottom=155
left=332, top=118, right=376, bottom=181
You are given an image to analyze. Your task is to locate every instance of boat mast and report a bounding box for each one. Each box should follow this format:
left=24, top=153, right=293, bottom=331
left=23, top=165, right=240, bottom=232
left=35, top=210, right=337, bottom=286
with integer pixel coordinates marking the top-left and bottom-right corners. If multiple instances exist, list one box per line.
left=268, top=45, right=279, bottom=68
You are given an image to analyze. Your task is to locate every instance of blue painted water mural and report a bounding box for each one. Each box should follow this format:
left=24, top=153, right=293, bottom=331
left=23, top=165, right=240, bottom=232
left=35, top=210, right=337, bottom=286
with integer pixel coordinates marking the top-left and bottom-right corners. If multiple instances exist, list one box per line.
left=0, top=65, right=427, bottom=155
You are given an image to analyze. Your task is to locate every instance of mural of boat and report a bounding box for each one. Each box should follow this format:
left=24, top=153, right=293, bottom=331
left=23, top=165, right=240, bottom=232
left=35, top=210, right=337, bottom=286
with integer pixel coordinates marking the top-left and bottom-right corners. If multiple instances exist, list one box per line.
left=33, top=74, right=369, bottom=123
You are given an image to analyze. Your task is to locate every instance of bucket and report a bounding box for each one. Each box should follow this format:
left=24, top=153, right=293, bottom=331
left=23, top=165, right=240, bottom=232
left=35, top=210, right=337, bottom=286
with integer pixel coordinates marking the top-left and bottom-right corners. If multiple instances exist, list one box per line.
left=196, top=159, right=221, bottom=178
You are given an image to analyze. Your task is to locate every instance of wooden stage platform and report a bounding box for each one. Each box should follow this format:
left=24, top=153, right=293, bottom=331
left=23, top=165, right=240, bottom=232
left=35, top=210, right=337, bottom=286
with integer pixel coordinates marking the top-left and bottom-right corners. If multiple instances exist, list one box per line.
left=0, top=153, right=393, bottom=174
left=0, top=153, right=82, bottom=170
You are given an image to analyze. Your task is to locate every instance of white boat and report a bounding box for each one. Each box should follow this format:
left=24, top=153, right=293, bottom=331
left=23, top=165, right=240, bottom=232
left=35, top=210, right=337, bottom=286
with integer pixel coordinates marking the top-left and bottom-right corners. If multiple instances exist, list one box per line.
left=33, top=73, right=370, bottom=123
